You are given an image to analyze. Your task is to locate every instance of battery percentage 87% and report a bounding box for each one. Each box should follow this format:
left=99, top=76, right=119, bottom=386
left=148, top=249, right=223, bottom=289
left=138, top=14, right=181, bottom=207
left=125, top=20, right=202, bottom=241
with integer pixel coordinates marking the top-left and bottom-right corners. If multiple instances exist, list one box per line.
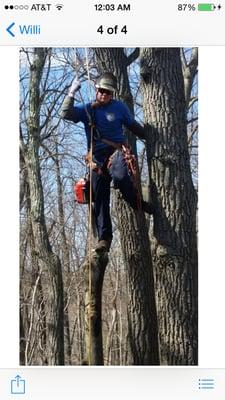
left=178, top=4, right=196, bottom=10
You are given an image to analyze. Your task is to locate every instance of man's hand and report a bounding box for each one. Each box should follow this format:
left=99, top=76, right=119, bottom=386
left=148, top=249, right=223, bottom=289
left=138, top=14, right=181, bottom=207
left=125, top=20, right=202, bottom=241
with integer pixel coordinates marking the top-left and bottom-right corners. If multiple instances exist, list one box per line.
left=129, top=121, right=146, bottom=140
left=68, top=78, right=81, bottom=97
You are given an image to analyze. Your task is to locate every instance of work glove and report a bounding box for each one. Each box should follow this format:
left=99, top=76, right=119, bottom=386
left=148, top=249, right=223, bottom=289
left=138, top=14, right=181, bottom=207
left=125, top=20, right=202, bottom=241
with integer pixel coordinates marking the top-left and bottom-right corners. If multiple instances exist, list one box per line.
left=129, top=121, right=146, bottom=140
left=68, top=78, right=81, bottom=97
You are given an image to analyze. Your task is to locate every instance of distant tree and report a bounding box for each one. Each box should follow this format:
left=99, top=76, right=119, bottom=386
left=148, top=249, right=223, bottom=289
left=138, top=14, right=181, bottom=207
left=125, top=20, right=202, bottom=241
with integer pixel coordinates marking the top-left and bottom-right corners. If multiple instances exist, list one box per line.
left=20, top=48, right=65, bottom=365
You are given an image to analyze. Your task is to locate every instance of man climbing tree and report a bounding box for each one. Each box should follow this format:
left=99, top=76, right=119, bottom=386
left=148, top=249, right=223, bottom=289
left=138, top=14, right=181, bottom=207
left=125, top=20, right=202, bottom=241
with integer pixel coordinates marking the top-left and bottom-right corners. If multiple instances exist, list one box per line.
left=60, top=72, right=154, bottom=253
left=93, top=49, right=160, bottom=365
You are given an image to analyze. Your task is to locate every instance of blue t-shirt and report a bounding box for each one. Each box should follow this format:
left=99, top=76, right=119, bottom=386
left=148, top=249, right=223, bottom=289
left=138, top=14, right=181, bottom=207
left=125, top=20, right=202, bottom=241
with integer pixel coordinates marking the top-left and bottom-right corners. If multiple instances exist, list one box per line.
left=72, top=99, right=135, bottom=152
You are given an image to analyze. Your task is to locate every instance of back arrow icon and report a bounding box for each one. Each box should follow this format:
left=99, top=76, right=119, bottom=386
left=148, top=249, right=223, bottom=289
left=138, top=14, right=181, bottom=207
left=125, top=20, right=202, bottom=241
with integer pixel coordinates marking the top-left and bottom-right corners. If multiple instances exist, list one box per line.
left=6, top=22, right=15, bottom=37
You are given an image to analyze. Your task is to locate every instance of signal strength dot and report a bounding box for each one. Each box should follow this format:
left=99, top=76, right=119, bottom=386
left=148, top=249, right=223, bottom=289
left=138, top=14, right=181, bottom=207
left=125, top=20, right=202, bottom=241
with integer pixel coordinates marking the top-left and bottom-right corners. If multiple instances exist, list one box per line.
left=56, top=4, right=63, bottom=10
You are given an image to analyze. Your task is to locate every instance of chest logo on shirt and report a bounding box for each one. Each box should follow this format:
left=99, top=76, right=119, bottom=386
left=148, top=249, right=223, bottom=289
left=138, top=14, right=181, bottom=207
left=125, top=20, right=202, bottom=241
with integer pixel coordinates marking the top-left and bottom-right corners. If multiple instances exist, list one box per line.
left=105, top=112, right=116, bottom=122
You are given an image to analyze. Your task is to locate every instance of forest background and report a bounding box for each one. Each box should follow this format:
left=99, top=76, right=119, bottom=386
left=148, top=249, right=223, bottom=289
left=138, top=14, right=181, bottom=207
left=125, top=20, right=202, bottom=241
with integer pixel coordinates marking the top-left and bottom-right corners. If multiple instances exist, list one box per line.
left=19, top=47, right=198, bottom=366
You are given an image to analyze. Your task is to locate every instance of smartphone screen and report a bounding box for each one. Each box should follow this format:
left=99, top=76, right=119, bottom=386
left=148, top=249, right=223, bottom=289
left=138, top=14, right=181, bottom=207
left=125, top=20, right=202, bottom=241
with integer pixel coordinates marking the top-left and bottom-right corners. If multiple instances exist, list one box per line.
left=0, top=0, right=224, bottom=398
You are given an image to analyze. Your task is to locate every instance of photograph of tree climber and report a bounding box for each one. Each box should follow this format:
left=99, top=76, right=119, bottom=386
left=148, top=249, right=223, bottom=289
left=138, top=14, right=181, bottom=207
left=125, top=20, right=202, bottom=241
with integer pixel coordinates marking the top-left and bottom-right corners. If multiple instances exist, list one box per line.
left=60, top=72, right=154, bottom=253
left=20, top=48, right=198, bottom=366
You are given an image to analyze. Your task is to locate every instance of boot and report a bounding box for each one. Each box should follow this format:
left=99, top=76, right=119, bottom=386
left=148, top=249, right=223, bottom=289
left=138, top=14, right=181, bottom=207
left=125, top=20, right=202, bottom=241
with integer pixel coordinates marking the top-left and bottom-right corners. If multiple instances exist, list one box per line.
left=95, top=239, right=111, bottom=253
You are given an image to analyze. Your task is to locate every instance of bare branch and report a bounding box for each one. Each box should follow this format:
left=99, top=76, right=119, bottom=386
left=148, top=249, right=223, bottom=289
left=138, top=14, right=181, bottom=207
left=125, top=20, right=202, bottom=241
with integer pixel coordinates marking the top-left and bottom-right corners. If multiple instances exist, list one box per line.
left=126, top=48, right=140, bottom=66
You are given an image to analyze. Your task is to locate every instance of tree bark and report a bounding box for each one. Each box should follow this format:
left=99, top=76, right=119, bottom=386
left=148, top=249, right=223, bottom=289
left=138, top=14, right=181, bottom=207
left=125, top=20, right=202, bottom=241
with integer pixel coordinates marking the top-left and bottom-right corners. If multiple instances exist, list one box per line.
left=140, top=48, right=198, bottom=365
left=83, top=251, right=109, bottom=365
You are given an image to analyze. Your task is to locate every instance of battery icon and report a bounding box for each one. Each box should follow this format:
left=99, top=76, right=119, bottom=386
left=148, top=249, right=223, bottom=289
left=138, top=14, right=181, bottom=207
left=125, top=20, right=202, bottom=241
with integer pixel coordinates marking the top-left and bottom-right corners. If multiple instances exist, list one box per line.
left=198, top=3, right=216, bottom=10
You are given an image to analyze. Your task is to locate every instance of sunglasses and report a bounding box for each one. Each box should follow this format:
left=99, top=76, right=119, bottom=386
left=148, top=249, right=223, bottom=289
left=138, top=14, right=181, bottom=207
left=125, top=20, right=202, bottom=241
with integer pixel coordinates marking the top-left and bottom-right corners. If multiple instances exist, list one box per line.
left=98, top=88, right=112, bottom=95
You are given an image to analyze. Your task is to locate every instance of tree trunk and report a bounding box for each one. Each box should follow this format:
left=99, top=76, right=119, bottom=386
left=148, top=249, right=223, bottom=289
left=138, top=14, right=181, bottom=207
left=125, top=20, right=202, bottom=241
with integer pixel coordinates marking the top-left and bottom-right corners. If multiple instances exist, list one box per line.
left=93, top=48, right=159, bottom=365
left=140, top=48, right=198, bottom=365
left=24, top=48, right=65, bottom=365
left=83, top=251, right=109, bottom=365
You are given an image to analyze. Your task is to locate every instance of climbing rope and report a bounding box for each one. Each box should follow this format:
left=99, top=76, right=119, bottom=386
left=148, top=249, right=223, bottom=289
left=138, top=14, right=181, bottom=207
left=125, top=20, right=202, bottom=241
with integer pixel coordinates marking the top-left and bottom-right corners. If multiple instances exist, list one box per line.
left=84, top=48, right=94, bottom=366
left=87, top=126, right=93, bottom=366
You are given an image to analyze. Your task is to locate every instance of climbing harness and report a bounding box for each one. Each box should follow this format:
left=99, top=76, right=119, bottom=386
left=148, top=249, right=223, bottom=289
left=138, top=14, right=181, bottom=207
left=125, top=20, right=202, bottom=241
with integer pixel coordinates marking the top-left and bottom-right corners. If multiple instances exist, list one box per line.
left=123, top=145, right=142, bottom=211
left=108, top=144, right=142, bottom=211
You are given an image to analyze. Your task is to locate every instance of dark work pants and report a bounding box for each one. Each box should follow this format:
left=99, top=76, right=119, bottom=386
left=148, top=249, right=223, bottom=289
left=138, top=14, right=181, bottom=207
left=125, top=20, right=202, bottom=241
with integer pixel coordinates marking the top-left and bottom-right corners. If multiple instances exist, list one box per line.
left=92, top=150, right=138, bottom=241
